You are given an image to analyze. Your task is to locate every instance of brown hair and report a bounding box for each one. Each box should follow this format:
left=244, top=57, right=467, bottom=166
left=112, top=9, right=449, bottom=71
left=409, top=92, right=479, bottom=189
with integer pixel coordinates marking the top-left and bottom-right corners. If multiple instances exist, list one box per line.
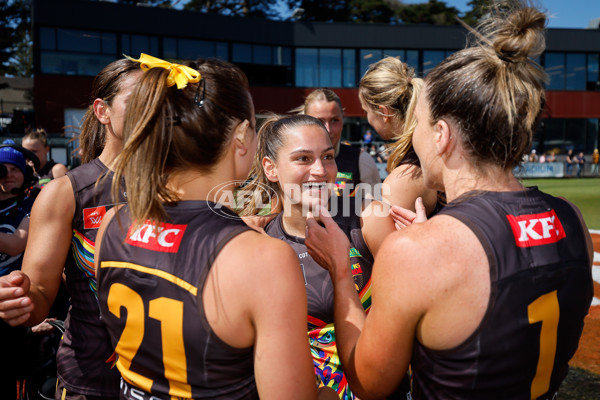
left=294, top=88, right=344, bottom=116
left=240, top=114, right=329, bottom=216
left=358, top=56, right=423, bottom=171
left=112, top=58, right=253, bottom=225
left=424, top=0, right=547, bottom=170
left=78, top=58, right=140, bottom=164
left=23, top=128, right=49, bottom=147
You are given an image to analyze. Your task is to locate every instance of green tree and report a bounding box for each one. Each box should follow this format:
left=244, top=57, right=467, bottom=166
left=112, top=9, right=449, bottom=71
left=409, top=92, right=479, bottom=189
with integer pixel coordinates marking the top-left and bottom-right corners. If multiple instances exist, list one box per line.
left=462, top=0, right=494, bottom=26
left=116, top=0, right=176, bottom=7
left=396, top=0, right=461, bottom=25
left=349, top=0, right=398, bottom=24
left=0, top=0, right=32, bottom=77
left=290, top=0, right=401, bottom=23
left=184, top=0, right=279, bottom=18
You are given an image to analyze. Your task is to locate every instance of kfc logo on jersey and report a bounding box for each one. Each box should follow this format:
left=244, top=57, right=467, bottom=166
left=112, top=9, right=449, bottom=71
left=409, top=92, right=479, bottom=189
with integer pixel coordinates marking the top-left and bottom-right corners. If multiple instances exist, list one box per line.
left=83, top=206, right=107, bottom=229
left=126, top=221, right=187, bottom=253
left=506, top=210, right=566, bottom=248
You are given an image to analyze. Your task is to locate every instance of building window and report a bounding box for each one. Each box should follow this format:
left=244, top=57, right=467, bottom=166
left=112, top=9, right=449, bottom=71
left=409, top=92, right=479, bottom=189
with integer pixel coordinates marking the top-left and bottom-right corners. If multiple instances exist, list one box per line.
left=296, top=48, right=318, bottom=87
left=406, top=50, right=419, bottom=71
left=319, top=49, right=342, bottom=87
left=216, top=42, right=229, bottom=60
left=587, top=53, right=599, bottom=90
left=232, top=43, right=252, bottom=63
left=343, top=49, right=356, bottom=87
left=384, top=49, right=404, bottom=60
left=422, top=50, right=445, bottom=75
left=253, top=45, right=271, bottom=64
left=122, top=34, right=158, bottom=57
left=545, top=52, right=565, bottom=90
left=39, top=28, right=117, bottom=76
left=273, top=46, right=291, bottom=66
left=360, top=49, right=383, bottom=79
left=57, top=29, right=101, bottom=53
left=40, top=27, right=56, bottom=50
left=566, top=53, right=586, bottom=90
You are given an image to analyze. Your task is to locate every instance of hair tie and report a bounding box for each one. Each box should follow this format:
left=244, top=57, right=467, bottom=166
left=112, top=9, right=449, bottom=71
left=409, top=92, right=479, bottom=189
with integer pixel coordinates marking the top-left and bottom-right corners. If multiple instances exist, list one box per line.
left=125, top=53, right=201, bottom=89
left=496, top=50, right=515, bottom=64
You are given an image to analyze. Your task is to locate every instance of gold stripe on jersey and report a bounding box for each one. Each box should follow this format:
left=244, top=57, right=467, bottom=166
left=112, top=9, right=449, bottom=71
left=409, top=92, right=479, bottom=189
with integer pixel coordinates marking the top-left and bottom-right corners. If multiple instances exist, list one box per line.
left=100, top=261, right=198, bottom=296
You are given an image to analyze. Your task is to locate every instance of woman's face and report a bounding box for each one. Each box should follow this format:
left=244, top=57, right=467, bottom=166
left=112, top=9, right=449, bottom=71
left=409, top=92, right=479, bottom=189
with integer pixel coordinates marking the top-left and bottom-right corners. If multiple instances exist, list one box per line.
left=305, top=100, right=344, bottom=148
left=267, top=125, right=337, bottom=214
left=22, top=138, right=48, bottom=170
left=0, top=163, right=24, bottom=197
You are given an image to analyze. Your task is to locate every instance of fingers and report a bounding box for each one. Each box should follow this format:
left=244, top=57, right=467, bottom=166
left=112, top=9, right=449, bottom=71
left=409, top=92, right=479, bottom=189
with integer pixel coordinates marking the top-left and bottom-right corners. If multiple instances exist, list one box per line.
left=0, top=296, right=34, bottom=326
left=414, top=197, right=428, bottom=223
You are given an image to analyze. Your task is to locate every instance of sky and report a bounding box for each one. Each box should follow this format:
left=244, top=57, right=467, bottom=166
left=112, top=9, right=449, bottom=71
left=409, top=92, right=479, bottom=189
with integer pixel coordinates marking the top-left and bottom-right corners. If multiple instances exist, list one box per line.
left=404, top=0, right=600, bottom=29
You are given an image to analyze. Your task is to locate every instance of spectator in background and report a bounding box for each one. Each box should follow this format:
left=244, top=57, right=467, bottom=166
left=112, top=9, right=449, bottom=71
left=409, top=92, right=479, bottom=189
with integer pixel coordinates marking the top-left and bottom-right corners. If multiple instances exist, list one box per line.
left=538, top=152, right=546, bottom=163
left=565, top=149, right=574, bottom=176
left=363, top=129, right=373, bottom=148
left=528, top=149, right=537, bottom=162
left=0, top=143, right=36, bottom=397
left=576, top=151, right=585, bottom=177
left=22, top=128, right=68, bottom=197
left=591, top=149, right=599, bottom=176
left=547, top=150, right=556, bottom=163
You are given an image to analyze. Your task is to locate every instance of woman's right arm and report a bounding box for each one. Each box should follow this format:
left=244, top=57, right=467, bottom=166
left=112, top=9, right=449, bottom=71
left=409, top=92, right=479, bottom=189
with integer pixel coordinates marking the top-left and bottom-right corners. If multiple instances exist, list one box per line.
left=0, top=176, right=75, bottom=326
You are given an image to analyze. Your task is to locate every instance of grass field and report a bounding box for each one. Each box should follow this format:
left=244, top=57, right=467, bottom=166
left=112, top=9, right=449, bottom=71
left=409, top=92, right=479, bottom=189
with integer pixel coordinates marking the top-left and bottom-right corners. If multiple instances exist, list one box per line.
left=521, top=178, right=600, bottom=230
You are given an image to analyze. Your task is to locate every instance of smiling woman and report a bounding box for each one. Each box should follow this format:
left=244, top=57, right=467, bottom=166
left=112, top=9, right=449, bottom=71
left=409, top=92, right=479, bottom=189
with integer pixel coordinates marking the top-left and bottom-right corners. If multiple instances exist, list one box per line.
left=241, top=114, right=396, bottom=399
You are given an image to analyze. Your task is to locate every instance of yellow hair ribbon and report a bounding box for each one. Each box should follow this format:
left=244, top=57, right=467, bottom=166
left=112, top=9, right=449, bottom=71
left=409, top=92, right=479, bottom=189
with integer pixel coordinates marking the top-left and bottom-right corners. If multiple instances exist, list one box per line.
left=125, top=53, right=201, bottom=89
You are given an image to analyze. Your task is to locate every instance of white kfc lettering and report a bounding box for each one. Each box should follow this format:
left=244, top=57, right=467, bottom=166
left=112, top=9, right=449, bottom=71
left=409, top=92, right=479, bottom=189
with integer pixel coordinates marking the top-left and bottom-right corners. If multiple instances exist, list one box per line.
left=157, top=228, right=180, bottom=247
left=128, top=225, right=182, bottom=247
left=517, top=219, right=542, bottom=241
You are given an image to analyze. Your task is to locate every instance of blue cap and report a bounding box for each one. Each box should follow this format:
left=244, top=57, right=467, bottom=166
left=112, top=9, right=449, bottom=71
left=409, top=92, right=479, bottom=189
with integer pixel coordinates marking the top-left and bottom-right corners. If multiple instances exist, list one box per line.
left=0, top=140, right=27, bottom=176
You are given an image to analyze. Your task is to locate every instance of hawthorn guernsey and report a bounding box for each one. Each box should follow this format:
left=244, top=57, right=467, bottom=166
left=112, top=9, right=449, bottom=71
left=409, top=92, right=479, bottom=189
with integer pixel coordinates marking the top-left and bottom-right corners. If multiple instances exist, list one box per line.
left=126, top=221, right=187, bottom=253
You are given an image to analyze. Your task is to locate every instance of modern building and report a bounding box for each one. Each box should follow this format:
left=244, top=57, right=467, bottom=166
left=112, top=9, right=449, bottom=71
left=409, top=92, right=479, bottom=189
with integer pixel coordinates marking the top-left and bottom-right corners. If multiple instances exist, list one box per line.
left=32, top=0, right=600, bottom=165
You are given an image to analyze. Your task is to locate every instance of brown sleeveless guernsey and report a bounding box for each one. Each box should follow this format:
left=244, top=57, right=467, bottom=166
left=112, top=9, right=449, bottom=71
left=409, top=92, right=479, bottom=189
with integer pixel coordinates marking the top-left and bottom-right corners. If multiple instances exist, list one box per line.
left=57, top=158, right=124, bottom=397
left=97, top=201, right=258, bottom=399
left=409, top=188, right=592, bottom=400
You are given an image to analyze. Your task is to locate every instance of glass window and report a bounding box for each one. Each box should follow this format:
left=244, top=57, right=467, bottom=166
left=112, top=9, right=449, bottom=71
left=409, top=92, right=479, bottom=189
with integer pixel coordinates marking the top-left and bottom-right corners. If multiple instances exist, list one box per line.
left=343, top=49, right=356, bottom=88
left=40, top=51, right=114, bottom=76
left=281, top=47, right=292, bottom=65
left=319, top=49, right=341, bottom=87
left=163, top=37, right=177, bottom=59
left=197, top=40, right=216, bottom=58
left=296, top=48, right=318, bottom=87
left=216, top=42, right=228, bottom=60
left=40, top=27, right=56, bottom=50
left=587, top=53, right=598, bottom=90
left=122, top=34, right=157, bottom=57
left=566, top=53, right=586, bottom=90
left=273, top=46, right=291, bottom=66
left=57, top=29, right=101, bottom=53
left=233, top=43, right=252, bottom=63
left=545, top=52, right=565, bottom=90
left=384, top=49, right=404, bottom=60
left=254, top=45, right=272, bottom=65
left=360, top=49, right=382, bottom=78
left=405, top=50, right=419, bottom=72
left=423, top=50, right=444, bottom=75
left=101, top=33, right=116, bottom=55
left=585, top=118, right=599, bottom=153
left=177, top=39, right=208, bottom=59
